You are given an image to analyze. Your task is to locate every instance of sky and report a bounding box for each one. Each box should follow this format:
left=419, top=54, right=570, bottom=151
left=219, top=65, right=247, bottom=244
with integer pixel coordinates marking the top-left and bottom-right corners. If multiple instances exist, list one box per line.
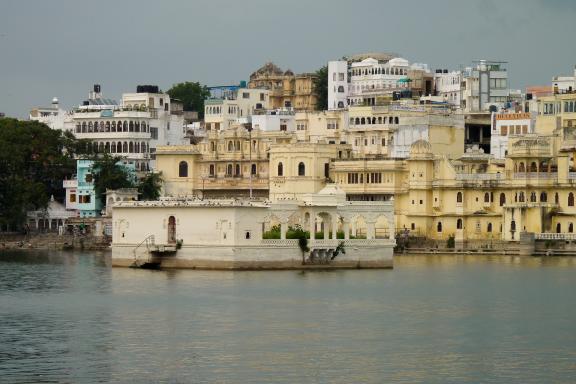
left=0, top=0, right=575, bottom=118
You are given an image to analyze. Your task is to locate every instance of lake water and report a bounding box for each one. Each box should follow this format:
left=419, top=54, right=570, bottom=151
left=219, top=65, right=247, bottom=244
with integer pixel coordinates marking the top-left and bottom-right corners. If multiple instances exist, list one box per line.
left=1, top=251, right=575, bottom=383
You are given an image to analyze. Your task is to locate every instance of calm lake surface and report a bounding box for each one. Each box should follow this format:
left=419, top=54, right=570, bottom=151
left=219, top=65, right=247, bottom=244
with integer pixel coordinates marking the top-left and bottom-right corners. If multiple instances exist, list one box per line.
left=1, top=251, right=575, bottom=383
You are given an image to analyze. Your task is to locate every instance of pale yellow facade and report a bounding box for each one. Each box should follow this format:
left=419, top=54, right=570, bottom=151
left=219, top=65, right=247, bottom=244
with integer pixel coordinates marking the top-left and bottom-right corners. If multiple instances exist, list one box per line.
left=248, top=63, right=318, bottom=111
left=154, top=92, right=576, bottom=243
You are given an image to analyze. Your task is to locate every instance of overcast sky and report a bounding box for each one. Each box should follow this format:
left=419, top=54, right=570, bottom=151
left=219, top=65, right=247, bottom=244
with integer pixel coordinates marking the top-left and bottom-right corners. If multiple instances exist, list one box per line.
left=1, top=0, right=575, bottom=118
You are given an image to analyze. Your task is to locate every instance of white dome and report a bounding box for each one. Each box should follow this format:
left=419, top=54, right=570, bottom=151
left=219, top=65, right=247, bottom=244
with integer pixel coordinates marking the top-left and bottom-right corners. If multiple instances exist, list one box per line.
left=52, top=97, right=59, bottom=104
left=388, top=57, right=409, bottom=67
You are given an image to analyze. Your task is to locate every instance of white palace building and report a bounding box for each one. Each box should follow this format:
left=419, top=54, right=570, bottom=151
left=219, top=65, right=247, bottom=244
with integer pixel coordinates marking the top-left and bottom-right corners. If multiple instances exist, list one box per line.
left=111, top=185, right=395, bottom=269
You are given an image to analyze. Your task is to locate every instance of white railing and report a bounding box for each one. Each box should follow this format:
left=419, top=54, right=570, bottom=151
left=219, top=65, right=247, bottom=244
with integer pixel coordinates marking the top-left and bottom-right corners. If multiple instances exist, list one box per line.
left=535, top=233, right=576, bottom=241
left=569, top=172, right=576, bottom=179
left=259, top=238, right=393, bottom=247
left=260, top=239, right=299, bottom=246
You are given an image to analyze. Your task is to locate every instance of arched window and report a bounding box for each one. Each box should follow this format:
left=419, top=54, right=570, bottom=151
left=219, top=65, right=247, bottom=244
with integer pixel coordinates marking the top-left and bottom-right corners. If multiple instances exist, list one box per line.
left=530, top=162, right=537, bottom=172
left=227, top=164, right=233, bottom=176
left=518, top=162, right=525, bottom=172
left=111, top=121, right=116, bottom=132
left=511, top=220, right=516, bottom=232
left=251, top=164, right=257, bottom=175
left=394, top=116, right=399, bottom=124
left=555, top=193, right=559, bottom=204
left=298, top=162, right=306, bottom=176
left=457, top=192, right=463, bottom=203
left=111, top=142, right=116, bottom=153
left=228, top=141, right=233, bottom=151
left=487, top=223, right=493, bottom=232
left=235, top=164, right=240, bottom=176
left=457, top=218, right=463, bottom=229
left=129, top=121, right=134, bottom=132
left=209, top=164, right=215, bottom=176
left=141, top=141, right=146, bottom=153
left=122, top=142, right=128, bottom=153
left=540, top=192, right=547, bottom=202
left=277, top=162, right=284, bottom=176
left=519, top=192, right=525, bottom=202
left=129, top=142, right=134, bottom=153
left=389, top=116, right=393, bottom=124
left=570, top=223, right=574, bottom=233
left=178, top=161, right=188, bottom=177
left=530, top=192, right=537, bottom=202
left=361, top=117, right=366, bottom=125
left=355, top=118, right=360, bottom=125
left=437, top=222, right=442, bottom=232
left=105, top=122, right=110, bottom=132
left=556, top=223, right=562, bottom=233
left=123, top=121, right=128, bottom=132
left=484, top=192, right=490, bottom=203
left=499, top=193, right=506, bottom=206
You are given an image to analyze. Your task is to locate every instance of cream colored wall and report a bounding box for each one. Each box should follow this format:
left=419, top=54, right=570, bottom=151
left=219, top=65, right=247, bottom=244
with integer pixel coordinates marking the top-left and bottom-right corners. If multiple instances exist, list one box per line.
left=113, top=206, right=266, bottom=246
left=429, top=125, right=464, bottom=158
left=269, top=142, right=339, bottom=201
left=155, top=149, right=198, bottom=197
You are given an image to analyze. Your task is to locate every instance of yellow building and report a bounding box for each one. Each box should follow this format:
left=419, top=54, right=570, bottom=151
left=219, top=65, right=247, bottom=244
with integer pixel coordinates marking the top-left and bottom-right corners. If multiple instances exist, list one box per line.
left=248, top=62, right=318, bottom=111
left=155, top=91, right=576, bottom=244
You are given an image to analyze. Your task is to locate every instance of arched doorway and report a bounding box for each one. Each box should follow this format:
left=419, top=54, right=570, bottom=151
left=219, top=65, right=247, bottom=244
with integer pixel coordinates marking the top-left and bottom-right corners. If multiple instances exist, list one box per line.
left=168, top=216, right=176, bottom=244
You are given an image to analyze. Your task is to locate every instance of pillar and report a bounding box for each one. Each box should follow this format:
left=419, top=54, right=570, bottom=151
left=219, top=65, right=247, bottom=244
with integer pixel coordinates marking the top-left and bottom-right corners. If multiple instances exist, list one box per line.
left=309, top=213, right=315, bottom=244
left=343, top=222, right=350, bottom=240
left=367, top=221, right=376, bottom=240
left=323, top=219, right=329, bottom=240
left=351, top=221, right=357, bottom=237
left=280, top=222, right=287, bottom=240
left=332, top=218, right=339, bottom=240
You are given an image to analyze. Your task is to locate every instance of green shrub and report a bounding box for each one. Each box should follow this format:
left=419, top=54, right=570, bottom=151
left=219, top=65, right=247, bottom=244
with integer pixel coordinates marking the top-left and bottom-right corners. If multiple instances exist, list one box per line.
left=447, top=235, right=455, bottom=249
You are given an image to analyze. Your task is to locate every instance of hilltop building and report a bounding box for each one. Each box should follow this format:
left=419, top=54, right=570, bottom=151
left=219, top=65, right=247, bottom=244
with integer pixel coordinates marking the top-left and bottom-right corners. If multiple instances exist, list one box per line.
left=248, top=63, right=317, bottom=111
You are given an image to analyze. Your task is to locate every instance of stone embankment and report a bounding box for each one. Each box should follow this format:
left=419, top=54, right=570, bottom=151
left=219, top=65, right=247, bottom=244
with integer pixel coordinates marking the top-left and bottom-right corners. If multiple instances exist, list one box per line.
left=0, top=233, right=110, bottom=251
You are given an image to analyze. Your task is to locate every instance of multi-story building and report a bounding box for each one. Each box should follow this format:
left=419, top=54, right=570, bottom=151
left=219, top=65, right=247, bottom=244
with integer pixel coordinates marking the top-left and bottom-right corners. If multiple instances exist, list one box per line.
left=462, top=60, right=509, bottom=112
left=63, top=159, right=136, bottom=218
left=327, top=61, right=348, bottom=110
left=204, top=88, right=270, bottom=132
left=328, top=54, right=431, bottom=109
left=346, top=103, right=464, bottom=159
left=434, top=70, right=463, bottom=107
left=490, top=111, right=535, bottom=159
left=29, top=97, right=73, bottom=131
left=71, top=85, right=186, bottom=171
left=156, top=119, right=295, bottom=199
left=248, top=62, right=317, bottom=110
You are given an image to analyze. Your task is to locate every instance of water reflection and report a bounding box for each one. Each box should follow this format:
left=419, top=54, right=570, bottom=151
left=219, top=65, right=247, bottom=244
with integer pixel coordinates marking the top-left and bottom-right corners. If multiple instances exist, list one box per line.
left=1, top=250, right=576, bottom=383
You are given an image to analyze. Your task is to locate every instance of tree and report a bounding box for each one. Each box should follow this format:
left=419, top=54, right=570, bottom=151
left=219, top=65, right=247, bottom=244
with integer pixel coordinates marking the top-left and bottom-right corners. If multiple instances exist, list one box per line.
left=138, top=172, right=163, bottom=201
left=167, top=81, right=210, bottom=118
left=90, top=154, right=135, bottom=201
left=313, top=65, right=328, bottom=110
left=0, top=119, right=79, bottom=230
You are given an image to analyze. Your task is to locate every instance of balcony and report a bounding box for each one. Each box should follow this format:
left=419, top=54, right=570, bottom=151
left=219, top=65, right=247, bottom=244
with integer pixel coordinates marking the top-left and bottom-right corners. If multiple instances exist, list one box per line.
left=455, top=173, right=503, bottom=181
left=513, top=172, right=557, bottom=180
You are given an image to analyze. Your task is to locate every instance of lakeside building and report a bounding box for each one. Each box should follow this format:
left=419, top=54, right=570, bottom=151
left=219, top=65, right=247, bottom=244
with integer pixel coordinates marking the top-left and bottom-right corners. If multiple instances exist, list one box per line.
left=145, top=90, right=576, bottom=245
left=111, top=184, right=395, bottom=269
left=63, top=159, right=136, bottom=218
left=71, top=85, right=187, bottom=172
left=248, top=62, right=317, bottom=111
